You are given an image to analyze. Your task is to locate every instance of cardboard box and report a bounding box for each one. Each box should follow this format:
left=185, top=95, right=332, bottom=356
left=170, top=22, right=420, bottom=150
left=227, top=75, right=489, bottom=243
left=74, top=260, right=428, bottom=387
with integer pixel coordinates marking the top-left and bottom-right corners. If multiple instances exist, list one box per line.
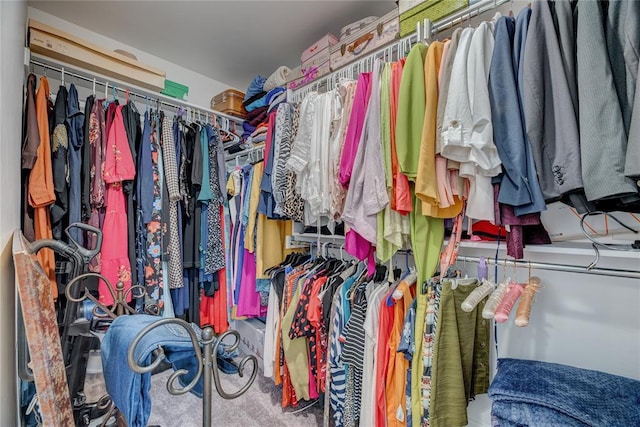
left=330, top=9, right=400, bottom=71
left=301, top=33, right=339, bottom=63
left=28, top=19, right=166, bottom=92
left=399, top=0, right=468, bottom=37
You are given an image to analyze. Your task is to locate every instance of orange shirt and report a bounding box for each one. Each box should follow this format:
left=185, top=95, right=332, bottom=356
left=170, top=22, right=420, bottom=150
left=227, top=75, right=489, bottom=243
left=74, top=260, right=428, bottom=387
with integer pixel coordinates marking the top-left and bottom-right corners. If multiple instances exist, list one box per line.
left=390, top=59, right=413, bottom=215
left=28, top=77, right=57, bottom=296
left=375, top=287, right=395, bottom=427
left=416, top=42, right=464, bottom=219
left=385, top=279, right=416, bottom=427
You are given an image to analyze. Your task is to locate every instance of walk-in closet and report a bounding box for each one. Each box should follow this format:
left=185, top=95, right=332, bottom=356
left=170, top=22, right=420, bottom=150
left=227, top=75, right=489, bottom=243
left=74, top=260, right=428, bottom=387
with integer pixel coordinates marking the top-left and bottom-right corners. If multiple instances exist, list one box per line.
left=1, top=1, right=639, bottom=426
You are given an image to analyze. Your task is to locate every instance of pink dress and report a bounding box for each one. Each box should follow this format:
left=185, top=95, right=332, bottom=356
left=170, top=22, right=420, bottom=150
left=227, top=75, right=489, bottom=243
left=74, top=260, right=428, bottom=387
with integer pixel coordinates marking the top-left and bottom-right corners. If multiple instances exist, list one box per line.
left=99, top=106, right=136, bottom=306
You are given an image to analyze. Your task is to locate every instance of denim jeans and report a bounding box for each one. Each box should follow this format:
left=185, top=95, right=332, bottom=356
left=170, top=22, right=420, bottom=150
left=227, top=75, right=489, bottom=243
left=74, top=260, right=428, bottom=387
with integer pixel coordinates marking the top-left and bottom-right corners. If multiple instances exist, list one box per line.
left=489, top=358, right=640, bottom=427
left=101, top=315, right=236, bottom=427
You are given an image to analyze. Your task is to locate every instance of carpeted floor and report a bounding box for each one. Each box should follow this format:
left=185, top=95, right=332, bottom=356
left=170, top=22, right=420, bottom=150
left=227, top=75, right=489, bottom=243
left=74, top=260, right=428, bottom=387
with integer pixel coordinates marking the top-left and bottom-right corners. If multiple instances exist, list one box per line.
left=147, top=367, right=323, bottom=427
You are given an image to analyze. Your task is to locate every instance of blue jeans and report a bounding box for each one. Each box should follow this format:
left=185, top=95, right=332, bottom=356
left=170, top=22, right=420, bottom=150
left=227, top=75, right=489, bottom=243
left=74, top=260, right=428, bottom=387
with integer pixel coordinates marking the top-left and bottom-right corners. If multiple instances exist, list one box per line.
left=101, top=315, right=236, bottom=427
left=489, top=358, right=640, bottom=427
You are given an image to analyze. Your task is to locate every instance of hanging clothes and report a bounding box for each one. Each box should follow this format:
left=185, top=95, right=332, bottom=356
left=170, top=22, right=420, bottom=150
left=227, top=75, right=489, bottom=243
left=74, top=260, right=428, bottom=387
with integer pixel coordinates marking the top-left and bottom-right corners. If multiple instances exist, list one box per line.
left=66, top=84, right=84, bottom=245
left=100, top=106, right=136, bottom=306
left=29, top=76, right=57, bottom=296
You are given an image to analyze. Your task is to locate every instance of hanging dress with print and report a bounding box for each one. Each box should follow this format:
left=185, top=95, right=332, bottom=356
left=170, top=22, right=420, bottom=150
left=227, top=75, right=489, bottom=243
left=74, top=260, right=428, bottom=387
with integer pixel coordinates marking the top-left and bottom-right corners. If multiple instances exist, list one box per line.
left=100, top=106, right=136, bottom=306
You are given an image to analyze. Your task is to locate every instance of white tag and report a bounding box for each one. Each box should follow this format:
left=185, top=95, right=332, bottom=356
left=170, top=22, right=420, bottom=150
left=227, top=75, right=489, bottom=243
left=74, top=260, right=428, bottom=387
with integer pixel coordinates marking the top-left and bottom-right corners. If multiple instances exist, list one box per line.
left=395, top=405, right=405, bottom=422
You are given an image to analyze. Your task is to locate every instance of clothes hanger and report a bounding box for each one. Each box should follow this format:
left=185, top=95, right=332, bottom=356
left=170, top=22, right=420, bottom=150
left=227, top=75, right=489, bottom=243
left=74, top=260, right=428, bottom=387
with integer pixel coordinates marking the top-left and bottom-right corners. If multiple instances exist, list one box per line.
left=494, top=282, right=524, bottom=323
left=391, top=269, right=417, bottom=300
left=514, top=263, right=541, bottom=327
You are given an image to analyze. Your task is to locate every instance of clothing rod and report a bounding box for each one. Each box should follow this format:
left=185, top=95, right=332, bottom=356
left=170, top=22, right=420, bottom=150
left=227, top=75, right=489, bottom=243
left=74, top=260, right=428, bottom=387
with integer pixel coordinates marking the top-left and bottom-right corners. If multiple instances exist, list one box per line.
left=297, top=241, right=640, bottom=280
left=224, top=144, right=265, bottom=161
left=432, top=0, right=511, bottom=33
left=28, top=58, right=243, bottom=124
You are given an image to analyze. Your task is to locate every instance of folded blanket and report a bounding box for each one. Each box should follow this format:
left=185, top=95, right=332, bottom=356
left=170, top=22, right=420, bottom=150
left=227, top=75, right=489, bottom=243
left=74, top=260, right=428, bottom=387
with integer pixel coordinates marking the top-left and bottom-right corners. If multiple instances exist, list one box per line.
left=252, top=134, right=267, bottom=144
left=243, top=91, right=266, bottom=108
left=251, top=126, right=268, bottom=138
left=244, top=76, right=266, bottom=102
left=489, top=358, right=640, bottom=427
left=244, top=94, right=268, bottom=113
left=246, top=105, right=268, bottom=121
left=249, top=111, right=269, bottom=128
left=264, top=66, right=291, bottom=92
left=265, top=86, right=286, bottom=105
left=242, top=121, right=256, bottom=135
left=267, top=91, right=288, bottom=114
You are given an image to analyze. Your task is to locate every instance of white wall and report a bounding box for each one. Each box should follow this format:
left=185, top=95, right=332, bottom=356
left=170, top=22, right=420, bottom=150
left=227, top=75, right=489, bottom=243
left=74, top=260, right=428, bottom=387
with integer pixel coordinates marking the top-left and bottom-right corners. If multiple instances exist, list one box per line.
left=462, top=245, right=640, bottom=426
left=27, top=7, right=232, bottom=108
left=0, top=0, right=27, bottom=424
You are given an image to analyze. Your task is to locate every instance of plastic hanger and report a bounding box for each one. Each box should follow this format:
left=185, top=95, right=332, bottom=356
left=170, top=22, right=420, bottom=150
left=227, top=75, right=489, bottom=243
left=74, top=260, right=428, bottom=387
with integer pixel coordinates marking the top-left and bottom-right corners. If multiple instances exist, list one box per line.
left=494, top=282, right=524, bottom=323
left=461, top=279, right=495, bottom=312
left=482, top=279, right=510, bottom=319
left=391, top=269, right=417, bottom=300
left=514, top=265, right=541, bottom=327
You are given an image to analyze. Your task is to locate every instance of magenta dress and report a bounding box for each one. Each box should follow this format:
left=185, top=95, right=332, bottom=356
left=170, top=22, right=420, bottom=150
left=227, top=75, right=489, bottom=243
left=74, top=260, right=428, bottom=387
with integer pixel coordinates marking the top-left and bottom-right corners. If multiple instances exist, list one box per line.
left=99, top=106, right=136, bottom=306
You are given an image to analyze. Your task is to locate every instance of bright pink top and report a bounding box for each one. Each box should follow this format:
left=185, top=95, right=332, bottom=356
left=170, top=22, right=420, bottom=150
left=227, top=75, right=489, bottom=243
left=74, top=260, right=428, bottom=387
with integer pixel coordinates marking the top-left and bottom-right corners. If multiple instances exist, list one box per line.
left=338, top=72, right=372, bottom=188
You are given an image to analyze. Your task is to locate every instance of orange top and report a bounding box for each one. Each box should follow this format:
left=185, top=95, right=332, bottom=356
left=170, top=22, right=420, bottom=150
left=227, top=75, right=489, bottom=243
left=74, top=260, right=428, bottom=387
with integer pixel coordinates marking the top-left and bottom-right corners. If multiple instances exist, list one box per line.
left=28, top=77, right=57, bottom=296
left=390, top=59, right=413, bottom=215
left=416, top=42, right=464, bottom=219
left=375, top=287, right=395, bottom=427
left=385, top=279, right=416, bottom=427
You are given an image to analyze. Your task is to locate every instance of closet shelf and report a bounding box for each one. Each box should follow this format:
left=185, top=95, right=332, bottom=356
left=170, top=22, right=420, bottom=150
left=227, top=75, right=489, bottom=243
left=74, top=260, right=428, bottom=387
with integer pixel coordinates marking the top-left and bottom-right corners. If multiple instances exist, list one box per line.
left=289, top=233, right=640, bottom=260
left=452, top=240, right=640, bottom=260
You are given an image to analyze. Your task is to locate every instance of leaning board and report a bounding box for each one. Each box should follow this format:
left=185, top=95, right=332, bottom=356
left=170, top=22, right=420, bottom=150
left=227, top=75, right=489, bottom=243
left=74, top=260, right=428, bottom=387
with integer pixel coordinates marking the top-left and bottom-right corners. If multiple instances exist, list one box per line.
left=12, top=230, right=74, bottom=426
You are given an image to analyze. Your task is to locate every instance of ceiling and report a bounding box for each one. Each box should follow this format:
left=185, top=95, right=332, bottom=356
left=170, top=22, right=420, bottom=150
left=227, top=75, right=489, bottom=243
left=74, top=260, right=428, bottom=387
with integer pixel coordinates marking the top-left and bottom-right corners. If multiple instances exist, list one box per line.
left=29, top=0, right=396, bottom=90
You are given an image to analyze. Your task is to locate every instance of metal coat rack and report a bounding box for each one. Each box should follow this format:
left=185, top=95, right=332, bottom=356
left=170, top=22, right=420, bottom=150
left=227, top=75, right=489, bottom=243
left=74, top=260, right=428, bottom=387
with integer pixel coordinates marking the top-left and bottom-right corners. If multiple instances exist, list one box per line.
left=127, top=319, right=258, bottom=427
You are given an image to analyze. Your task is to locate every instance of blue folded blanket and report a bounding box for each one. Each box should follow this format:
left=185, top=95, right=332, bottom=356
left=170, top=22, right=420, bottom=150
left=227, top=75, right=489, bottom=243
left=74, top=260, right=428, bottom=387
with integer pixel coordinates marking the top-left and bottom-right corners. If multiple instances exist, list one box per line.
left=489, top=358, right=640, bottom=427
left=244, top=75, right=266, bottom=102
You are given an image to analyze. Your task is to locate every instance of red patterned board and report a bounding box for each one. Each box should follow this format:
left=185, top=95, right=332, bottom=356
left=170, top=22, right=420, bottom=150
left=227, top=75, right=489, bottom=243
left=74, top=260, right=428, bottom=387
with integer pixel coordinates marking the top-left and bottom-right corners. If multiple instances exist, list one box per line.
left=12, top=230, right=74, bottom=426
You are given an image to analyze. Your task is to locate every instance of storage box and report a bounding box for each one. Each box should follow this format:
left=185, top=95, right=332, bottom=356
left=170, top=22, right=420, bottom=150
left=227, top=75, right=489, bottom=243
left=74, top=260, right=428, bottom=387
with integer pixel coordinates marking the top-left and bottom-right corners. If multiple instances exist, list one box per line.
left=161, top=79, right=189, bottom=100
left=398, top=0, right=427, bottom=15
left=330, top=9, right=400, bottom=71
left=399, top=0, right=468, bottom=37
left=302, top=47, right=331, bottom=70
left=211, top=89, right=247, bottom=119
left=301, top=33, right=339, bottom=64
left=28, top=19, right=166, bottom=92
left=340, top=16, right=379, bottom=40
left=287, top=62, right=331, bottom=90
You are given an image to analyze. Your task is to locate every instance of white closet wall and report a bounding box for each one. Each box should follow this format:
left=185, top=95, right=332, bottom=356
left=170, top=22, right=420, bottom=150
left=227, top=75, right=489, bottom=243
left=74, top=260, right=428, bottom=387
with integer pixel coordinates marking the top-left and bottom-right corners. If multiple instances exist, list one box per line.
left=0, top=0, right=27, bottom=424
left=27, top=7, right=234, bottom=107
left=464, top=245, right=640, bottom=426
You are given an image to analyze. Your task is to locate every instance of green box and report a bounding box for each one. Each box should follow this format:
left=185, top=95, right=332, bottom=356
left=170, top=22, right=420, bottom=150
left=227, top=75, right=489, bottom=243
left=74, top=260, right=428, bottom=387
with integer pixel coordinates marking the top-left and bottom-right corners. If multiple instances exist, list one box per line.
left=161, top=79, right=189, bottom=100
left=400, top=0, right=468, bottom=37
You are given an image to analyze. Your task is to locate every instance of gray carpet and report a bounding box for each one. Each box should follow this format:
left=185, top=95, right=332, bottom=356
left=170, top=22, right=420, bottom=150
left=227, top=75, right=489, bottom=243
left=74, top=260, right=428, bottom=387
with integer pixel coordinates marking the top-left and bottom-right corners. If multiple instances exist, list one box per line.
left=147, top=367, right=323, bottom=427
